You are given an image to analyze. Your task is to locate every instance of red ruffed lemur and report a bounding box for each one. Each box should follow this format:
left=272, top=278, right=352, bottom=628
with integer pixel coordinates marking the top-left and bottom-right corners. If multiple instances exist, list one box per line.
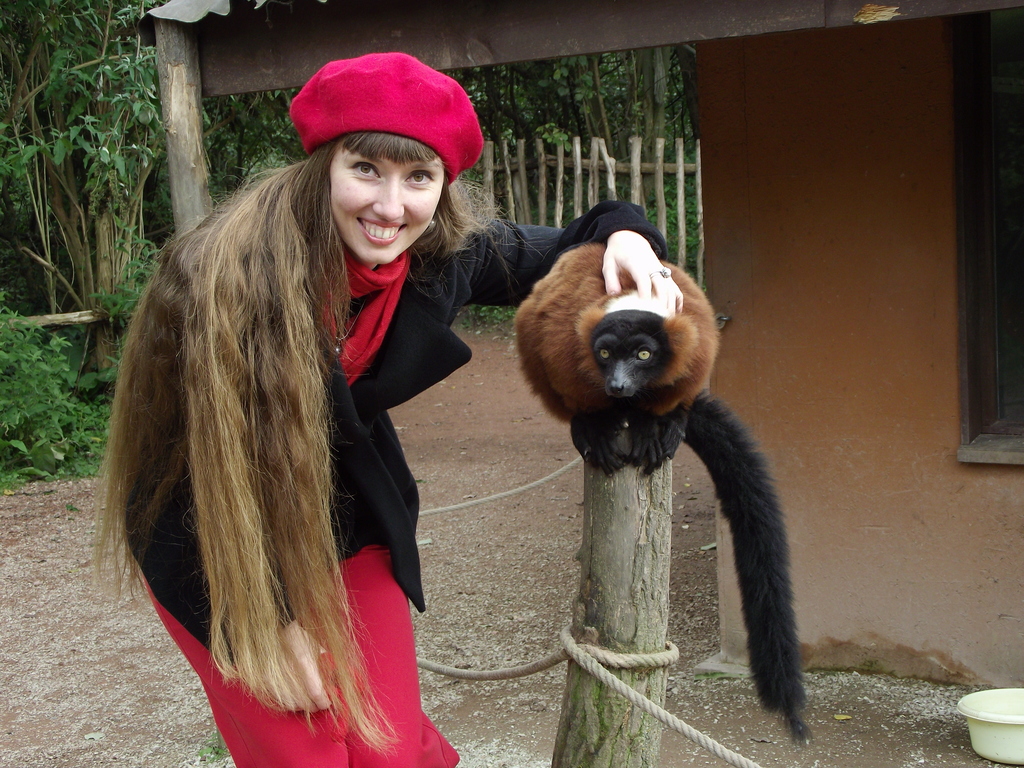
left=515, top=241, right=808, bottom=742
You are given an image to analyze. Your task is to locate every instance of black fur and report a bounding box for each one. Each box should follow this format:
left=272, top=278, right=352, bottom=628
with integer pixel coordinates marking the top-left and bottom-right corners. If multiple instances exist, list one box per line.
left=590, top=310, right=670, bottom=399
left=571, top=405, right=689, bottom=475
left=571, top=409, right=630, bottom=474
left=572, top=310, right=688, bottom=474
left=571, top=383, right=809, bottom=740
left=684, top=391, right=809, bottom=742
left=514, top=243, right=807, bottom=740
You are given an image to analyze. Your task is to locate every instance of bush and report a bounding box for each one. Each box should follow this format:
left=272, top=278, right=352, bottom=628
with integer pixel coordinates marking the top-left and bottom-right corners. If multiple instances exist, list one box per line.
left=0, top=300, right=108, bottom=489
left=458, top=304, right=517, bottom=331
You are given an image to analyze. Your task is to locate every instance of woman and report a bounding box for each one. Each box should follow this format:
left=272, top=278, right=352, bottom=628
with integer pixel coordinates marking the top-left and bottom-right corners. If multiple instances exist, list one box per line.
left=97, top=52, right=680, bottom=768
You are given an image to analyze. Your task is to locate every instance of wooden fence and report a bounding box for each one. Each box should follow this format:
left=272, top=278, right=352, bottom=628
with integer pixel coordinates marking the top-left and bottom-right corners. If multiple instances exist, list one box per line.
left=478, top=136, right=705, bottom=281
left=17, top=137, right=704, bottom=329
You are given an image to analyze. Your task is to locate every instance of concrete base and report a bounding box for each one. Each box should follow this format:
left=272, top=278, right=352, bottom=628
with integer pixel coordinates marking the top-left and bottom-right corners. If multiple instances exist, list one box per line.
left=693, top=652, right=751, bottom=678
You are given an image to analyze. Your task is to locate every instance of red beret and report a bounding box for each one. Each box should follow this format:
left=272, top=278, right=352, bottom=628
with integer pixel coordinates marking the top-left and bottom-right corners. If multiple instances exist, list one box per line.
left=290, top=53, right=484, bottom=181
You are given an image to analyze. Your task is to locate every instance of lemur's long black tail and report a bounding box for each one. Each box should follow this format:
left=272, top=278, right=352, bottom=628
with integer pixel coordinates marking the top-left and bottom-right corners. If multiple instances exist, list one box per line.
left=683, top=391, right=809, bottom=742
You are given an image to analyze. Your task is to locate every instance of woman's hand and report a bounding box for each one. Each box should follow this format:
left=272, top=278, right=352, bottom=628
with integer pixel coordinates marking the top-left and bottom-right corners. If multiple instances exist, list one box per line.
left=602, top=230, right=684, bottom=314
left=278, top=621, right=331, bottom=712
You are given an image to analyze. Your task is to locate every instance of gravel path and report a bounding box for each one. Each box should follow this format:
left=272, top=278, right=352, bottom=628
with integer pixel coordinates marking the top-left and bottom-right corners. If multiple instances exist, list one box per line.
left=0, top=326, right=995, bottom=768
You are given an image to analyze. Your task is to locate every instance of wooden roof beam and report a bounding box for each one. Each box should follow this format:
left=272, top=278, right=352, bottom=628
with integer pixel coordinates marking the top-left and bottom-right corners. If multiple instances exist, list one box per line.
left=187, top=0, right=1024, bottom=96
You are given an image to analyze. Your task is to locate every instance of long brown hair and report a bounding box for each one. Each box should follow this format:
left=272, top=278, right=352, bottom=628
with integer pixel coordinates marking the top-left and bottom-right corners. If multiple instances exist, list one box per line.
left=97, top=132, right=486, bottom=744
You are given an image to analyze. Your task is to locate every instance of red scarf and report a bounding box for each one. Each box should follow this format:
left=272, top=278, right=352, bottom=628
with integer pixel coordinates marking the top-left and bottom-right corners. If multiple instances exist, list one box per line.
left=334, top=251, right=410, bottom=384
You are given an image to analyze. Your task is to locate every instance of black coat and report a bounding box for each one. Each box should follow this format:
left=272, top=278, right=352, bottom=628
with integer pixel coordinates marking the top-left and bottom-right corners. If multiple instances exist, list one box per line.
left=141, top=202, right=667, bottom=646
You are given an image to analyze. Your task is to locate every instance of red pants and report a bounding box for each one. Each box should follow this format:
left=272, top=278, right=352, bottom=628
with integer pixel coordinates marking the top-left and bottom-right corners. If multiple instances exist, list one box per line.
left=149, top=546, right=459, bottom=768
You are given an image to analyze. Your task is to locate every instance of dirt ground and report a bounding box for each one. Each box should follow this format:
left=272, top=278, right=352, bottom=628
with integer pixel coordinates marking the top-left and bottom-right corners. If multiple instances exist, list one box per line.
left=0, top=323, right=1000, bottom=768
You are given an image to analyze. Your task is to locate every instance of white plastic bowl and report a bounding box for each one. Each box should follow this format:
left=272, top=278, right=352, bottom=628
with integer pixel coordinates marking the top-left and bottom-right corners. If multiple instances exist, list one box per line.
left=958, top=689, right=1024, bottom=764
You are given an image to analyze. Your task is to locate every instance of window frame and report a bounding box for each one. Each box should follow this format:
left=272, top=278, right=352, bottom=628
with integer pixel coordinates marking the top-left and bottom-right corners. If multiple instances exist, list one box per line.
left=955, top=12, right=1024, bottom=464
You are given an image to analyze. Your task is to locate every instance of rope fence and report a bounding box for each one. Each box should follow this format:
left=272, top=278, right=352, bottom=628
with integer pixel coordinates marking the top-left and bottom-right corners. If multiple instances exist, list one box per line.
left=418, top=456, right=582, bottom=517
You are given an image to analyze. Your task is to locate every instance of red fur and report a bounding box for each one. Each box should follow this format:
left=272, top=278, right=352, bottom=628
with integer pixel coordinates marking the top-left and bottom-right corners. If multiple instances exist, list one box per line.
left=515, top=242, right=720, bottom=420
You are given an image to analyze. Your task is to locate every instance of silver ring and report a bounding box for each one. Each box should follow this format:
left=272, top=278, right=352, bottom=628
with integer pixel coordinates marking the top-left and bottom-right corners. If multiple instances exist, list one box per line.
left=650, top=268, right=671, bottom=280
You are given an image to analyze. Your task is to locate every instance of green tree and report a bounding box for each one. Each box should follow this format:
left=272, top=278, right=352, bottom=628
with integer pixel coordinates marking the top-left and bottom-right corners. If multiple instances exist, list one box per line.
left=0, top=295, right=109, bottom=486
left=0, top=0, right=165, bottom=363
left=453, top=49, right=701, bottom=270
left=453, top=48, right=698, bottom=159
left=203, top=89, right=303, bottom=200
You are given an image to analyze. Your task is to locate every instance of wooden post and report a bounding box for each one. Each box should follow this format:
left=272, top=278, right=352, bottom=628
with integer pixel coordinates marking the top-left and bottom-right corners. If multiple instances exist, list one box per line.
left=153, top=17, right=212, bottom=233
left=536, top=137, right=547, bottom=227
left=695, top=138, right=705, bottom=285
left=552, top=455, right=673, bottom=768
left=630, top=136, right=643, bottom=206
left=92, top=208, right=116, bottom=369
left=676, top=138, right=687, bottom=269
left=482, top=140, right=495, bottom=204
left=516, top=138, right=531, bottom=224
left=573, top=137, right=583, bottom=219
left=501, top=139, right=516, bottom=223
left=598, top=139, right=617, bottom=202
left=554, top=143, right=565, bottom=228
left=589, top=137, right=600, bottom=209
left=655, top=138, right=666, bottom=240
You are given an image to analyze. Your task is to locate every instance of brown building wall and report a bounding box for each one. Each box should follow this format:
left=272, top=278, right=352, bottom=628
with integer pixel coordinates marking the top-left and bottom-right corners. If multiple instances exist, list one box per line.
left=698, top=18, right=1024, bottom=685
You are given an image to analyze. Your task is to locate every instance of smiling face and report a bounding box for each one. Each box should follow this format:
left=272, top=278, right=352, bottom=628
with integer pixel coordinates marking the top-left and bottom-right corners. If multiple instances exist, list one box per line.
left=328, top=145, right=445, bottom=268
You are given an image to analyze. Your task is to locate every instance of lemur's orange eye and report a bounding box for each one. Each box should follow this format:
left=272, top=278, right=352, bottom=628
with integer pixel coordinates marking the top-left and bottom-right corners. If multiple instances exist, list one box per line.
left=598, top=349, right=611, bottom=359
left=638, top=349, right=651, bottom=360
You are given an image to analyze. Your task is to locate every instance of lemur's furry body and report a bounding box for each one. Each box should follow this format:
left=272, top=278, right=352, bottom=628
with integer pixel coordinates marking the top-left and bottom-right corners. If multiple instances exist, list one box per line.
left=514, top=242, right=808, bottom=741
left=514, top=243, right=718, bottom=422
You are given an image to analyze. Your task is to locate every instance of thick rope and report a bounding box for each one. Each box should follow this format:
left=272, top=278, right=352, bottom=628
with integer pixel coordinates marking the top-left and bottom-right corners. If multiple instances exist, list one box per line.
left=417, top=650, right=568, bottom=681
left=418, top=630, right=763, bottom=768
left=415, top=637, right=678, bottom=681
left=581, top=638, right=679, bottom=670
left=419, top=456, right=582, bottom=517
left=559, top=628, right=765, bottom=768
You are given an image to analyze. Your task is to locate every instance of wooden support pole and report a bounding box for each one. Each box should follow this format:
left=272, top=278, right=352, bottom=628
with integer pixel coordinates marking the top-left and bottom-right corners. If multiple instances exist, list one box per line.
left=153, top=17, right=212, bottom=233
left=598, top=139, right=617, bottom=202
left=536, top=137, right=547, bottom=227
left=695, top=138, right=705, bottom=285
left=573, top=137, right=583, bottom=219
left=589, top=137, right=600, bottom=209
left=516, top=138, right=531, bottom=224
left=501, top=139, right=516, bottom=223
left=482, top=140, right=495, bottom=203
left=554, top=143, right=565, bottom=228
left=655, top=137, right=666, bottom=240
left=630, top=136, right=643, bottom=207
left=676, top=138, right=687, bottom=269
left=552, top=455, right=673, bottom=768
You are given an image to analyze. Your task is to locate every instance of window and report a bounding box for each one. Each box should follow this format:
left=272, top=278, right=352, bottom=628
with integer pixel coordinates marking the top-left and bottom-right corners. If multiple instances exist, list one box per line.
left=956, top=9, right=1024, bottom=464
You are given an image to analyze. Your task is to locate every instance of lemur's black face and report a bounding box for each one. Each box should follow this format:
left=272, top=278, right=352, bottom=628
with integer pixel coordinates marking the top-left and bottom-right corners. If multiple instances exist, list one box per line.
left=590, top=310, right=671, bottom=398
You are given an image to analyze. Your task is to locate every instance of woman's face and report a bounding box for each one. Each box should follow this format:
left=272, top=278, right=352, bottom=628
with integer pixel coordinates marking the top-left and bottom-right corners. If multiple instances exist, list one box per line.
left=329, top=146, right=445, bottom=268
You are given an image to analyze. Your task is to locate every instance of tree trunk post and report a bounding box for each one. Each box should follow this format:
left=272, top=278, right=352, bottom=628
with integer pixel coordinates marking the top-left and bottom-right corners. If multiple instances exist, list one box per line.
left=552, top=452, right=673, bottom=768
left=154, top=17, right=212, bottom=233
left=92, top=207, right=116, bottom=369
